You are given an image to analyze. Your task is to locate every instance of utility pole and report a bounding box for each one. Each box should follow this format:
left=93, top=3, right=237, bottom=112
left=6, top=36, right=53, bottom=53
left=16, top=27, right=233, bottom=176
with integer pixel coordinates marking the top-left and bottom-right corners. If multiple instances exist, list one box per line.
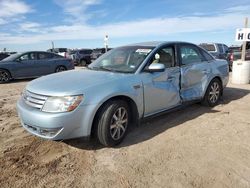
left=241, top=17, right=248, bottom=61
left=104, top=35, right=109, bottom=53
left=51, top=41, right=54, bottom=51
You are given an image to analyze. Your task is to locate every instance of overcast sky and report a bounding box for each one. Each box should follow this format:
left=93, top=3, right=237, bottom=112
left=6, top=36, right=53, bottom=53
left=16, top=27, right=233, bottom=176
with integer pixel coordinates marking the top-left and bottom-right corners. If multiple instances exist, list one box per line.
left=0, top=0, right=250, bottom=51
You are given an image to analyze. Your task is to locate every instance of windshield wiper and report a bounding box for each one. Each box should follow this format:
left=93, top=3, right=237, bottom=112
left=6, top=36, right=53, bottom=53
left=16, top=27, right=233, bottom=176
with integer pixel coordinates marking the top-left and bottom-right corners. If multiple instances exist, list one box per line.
left=90, top=66, right=114, bottom=72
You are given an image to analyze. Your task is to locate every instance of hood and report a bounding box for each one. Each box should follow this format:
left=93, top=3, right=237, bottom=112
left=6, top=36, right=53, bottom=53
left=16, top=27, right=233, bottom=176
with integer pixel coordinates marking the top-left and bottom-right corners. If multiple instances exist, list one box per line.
left=0, top=60, right=12, bottom=63
left=26, top=69, right=130, bottom=96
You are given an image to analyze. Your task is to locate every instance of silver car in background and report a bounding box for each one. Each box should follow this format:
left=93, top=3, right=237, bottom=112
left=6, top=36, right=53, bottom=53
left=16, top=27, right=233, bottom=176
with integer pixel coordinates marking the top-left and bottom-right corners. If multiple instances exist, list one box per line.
left=17, top=42, right=229, bottom=146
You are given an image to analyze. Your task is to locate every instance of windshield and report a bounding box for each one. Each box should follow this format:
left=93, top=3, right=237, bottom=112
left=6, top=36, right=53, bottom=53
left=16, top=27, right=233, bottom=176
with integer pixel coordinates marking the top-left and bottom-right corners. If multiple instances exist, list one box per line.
left=89, top=46, right=154, bottom=73
left=2, top=53, right=21, bottom=61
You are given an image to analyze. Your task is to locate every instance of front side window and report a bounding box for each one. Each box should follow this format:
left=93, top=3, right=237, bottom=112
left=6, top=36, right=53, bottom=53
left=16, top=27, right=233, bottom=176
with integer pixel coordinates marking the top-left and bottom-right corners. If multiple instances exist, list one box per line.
left=19, top=53, right=36, bottom=61
left=19, top=54, right=29, bottom=61
left=89, top=46, right=154, bottom=73
left=180, top=45, right=202, bottom=65
left=148, top=46, right=175, bottom=68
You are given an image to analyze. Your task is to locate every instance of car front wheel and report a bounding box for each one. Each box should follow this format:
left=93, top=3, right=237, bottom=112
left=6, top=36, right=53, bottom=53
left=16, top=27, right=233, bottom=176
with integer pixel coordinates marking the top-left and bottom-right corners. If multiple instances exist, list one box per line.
left=0, top=69, right=11, bottom=83
left=96, top=100, right=130, bottom=147
left=202, top=78, right=222, bottom=107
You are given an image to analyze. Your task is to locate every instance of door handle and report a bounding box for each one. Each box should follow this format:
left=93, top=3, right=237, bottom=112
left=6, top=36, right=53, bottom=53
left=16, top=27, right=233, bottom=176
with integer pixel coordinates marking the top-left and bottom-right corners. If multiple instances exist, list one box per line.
left=202, top=70, right=209, bottom=74
left=167, top=76, right=175, bottom=81
left=133, top=85, right=141, bottom=89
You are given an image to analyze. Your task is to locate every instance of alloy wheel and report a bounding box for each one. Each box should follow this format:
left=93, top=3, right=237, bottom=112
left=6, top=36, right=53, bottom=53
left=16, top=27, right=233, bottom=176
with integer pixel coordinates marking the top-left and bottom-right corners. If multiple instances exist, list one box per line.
left=110, top=107, right=128, bottom=140
left=56, top=66, right=66, bottom=72
left=209, top=82, right=220, bottom=103
left=0, top=70, right=10, bottom=82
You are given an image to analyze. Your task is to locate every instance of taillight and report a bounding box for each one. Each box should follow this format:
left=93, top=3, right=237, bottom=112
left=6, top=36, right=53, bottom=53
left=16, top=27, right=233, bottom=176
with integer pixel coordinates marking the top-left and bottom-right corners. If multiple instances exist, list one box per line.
left=230, top=53, right=234, bottom=61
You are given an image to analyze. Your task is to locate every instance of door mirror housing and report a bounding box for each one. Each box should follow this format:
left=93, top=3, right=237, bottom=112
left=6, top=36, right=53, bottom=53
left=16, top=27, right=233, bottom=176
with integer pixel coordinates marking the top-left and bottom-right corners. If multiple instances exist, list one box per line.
left=15, top=58, right=21, bottom=62
left=145, top=63, right=165, bottom=73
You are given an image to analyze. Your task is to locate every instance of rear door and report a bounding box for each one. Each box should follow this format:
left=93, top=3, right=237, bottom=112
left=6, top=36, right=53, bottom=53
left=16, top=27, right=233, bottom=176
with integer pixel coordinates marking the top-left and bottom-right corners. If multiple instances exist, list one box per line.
left=141, top=45, right=181, bottom=116
left=36, top=52, right=55, bottom=75
left=178, top=44, right=211, bottom=101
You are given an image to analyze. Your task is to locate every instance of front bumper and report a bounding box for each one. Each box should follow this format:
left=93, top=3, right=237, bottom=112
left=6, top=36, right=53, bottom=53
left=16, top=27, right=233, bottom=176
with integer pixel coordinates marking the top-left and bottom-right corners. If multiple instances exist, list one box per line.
left=17, top=98, right=97, bottom=140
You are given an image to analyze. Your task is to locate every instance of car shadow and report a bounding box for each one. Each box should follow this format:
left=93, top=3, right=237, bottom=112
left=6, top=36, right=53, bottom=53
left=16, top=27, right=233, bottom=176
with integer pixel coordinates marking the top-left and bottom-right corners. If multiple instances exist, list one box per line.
left=64, top=87, right=250, bottom=150
left=8, top=78, right=34, bottom=83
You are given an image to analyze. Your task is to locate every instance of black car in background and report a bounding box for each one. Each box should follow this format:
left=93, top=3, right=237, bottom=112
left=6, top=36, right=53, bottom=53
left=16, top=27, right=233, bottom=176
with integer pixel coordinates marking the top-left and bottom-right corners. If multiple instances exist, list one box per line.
left=91, top=48, right=112, bottom=61
left=0, top=51, right=74, bottom=83
left=199, top=43, right=231, bottom=70
left=199, top=43, right=229, bottom=59
left=0, top=53, right=10, bottom=61
left=70, top=49, right=93, bottom=66
left=227, top=42, right=250, bottom=71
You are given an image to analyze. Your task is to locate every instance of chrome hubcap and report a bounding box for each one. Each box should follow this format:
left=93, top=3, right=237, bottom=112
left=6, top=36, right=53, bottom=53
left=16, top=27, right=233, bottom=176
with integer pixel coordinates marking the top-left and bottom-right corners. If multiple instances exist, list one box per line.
left=209, top=82, right=220, bottom=103
left=0, top=71, right=9, bottom=82
left=110, top=107, right=128, bottom=140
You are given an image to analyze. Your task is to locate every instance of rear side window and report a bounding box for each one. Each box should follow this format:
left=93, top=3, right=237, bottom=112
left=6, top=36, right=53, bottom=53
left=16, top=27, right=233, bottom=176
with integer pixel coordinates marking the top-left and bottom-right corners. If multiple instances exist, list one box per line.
left=53, top=54, right=63, bottom=58
left=87, top=50, right=93, bottom=54
left=58, top=48, right=67, bottom=53
left=180, top=45, right=203, bottom=65
left=200, top=48, right=214, bottom=61
left=79, top=50, right=92, bottom=54
left=38, top=52, right=53, bottom=59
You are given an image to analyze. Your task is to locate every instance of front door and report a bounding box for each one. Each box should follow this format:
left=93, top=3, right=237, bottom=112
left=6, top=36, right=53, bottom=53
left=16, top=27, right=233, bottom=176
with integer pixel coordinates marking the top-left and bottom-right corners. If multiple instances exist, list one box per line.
left=141, top=45, right=181, bottom=117
left=15, top=52, right=37, bottom=78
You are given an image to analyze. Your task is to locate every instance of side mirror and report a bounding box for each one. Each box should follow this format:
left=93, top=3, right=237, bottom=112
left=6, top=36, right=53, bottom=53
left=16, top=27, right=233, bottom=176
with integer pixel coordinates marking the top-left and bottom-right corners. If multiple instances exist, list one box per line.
left=145, top=63, right=165, bottom=73
left=15, top=58, right=21, bottom=62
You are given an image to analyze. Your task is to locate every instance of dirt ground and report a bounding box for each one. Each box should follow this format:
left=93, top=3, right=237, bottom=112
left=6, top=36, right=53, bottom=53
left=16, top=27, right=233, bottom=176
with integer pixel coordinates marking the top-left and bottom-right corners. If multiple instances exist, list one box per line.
left=0, top=75, right=250, bottom=188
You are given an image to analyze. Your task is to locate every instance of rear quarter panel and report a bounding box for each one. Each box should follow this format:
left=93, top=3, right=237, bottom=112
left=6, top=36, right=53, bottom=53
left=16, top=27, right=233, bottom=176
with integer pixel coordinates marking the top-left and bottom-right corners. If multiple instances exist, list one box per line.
left=54, top=58, right=74, bottom=70
left=207, top=59, right=229, bottom=90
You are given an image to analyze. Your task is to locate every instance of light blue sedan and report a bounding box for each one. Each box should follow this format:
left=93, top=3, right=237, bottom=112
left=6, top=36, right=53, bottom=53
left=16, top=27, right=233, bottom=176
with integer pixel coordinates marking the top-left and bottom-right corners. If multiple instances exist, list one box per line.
left=17, top=42, right=229, bottom=146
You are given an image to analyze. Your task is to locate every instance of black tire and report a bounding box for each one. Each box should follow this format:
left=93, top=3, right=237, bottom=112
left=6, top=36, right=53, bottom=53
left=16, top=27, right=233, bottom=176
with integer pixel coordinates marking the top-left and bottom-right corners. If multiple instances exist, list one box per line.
left=0, top=69, right=11, bottom=83
left=79, top=59, right=87, bottom=66
left=96, top=100, right=130, bottom=147
left=55, top=66, right=66, bottom=72
left=202, top=78, right=222, bottom=107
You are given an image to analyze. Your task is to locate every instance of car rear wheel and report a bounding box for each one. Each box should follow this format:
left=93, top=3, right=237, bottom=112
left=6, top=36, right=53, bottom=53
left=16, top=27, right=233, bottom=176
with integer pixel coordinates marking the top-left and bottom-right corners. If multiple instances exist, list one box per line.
left=202, top=78, right=222, bottom=107
left=55, top=66, right=66, bottom=72
left=79, top=59, right=87, bottom=66
left=0, top=69, right=11, bottom=83
left=96, top=100, right=130, bottom=147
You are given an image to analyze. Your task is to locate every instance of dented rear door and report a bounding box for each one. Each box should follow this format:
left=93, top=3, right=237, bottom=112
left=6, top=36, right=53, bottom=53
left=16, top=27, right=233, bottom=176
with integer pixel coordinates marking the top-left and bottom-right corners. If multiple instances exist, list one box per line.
left=178, top=44, right=211, bottom=101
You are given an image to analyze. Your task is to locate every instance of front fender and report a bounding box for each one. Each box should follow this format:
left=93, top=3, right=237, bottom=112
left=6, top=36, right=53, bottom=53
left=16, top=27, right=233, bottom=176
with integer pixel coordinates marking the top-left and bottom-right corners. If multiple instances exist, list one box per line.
left=81, top=77, right=144, bottom=135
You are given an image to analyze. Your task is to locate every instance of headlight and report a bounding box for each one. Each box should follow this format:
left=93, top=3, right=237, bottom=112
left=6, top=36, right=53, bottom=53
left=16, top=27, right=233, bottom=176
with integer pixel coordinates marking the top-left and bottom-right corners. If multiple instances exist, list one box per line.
left=42, top=95, right=83, bottom=113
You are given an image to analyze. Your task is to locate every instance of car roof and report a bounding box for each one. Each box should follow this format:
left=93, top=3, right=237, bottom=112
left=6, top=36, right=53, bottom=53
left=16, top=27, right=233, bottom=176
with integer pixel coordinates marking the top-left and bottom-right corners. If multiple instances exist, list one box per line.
left=21, top=51, right=56, bottom=54
left=124, top=41, right=195, bottom=47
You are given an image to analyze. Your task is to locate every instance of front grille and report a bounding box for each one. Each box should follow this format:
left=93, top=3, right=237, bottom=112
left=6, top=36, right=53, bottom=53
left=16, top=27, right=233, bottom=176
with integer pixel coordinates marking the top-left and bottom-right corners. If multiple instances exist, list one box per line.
left=23, top=90, right=48, bottom=109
